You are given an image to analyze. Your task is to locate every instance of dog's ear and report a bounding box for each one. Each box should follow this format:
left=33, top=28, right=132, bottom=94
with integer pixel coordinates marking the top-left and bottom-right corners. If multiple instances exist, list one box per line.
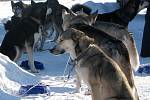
left=85, top=36, right=95, bottom=44
left=72, top=30, right=85, bottom=41
left=76, top=8, right=85, bottom=15
left=11, top=1, right=14, bottom=7
left=88, top=13, right=98, bottom=24
left=62, top=9, right=68, bottom=21
left=31, top=0, right=36, bottom=5
left=62, top=9, right=77, bottom=21
left=79, top=36, right=95, bottom=48
left=70, top=10, right=77, bottom=16
left=92, top=10, right=98, bottom=15
left=19, top=0, right=23, bottom=4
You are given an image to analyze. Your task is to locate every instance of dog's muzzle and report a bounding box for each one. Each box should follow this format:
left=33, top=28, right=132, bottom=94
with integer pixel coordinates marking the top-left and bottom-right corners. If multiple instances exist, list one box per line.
left=13, top=9, right=22, bottom=17
left=49, top=45, right=65, bottom=55
left=46, top=8, right=52, bottom=15
left=45, top=8, right=52, bottom=23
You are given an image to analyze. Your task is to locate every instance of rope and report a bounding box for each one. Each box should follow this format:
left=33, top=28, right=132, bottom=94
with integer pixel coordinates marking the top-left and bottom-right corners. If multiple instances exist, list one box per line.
left=67, top=60, right=76, bottom=80
left=19, top=56, right=75, bottom=98
left=45, top=56, right=76, bottom=99
left=45, top=80, right=68, bottom=99
left=63, top=56, right=71, bottom=81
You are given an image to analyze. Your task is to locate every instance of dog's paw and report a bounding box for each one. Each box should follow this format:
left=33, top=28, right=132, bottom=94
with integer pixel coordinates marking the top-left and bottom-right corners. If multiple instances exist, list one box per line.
left=80, top=87, right=91, bottom=95
left=84, top=89, right=91, bottom=95
left=31, top=70, right=39, bottom=73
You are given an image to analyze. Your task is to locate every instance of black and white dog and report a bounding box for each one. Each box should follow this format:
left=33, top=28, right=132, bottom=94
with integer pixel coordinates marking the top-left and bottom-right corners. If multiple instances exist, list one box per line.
left=0, top=0, right=48, bottom=73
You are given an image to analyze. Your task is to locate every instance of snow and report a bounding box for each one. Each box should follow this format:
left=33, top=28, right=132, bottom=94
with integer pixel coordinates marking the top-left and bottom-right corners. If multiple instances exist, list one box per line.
left=0, top=0, right=150, bottom=100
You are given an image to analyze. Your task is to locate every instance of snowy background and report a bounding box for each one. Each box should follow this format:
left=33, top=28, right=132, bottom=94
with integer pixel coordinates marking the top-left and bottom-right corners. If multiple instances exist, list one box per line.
left=0, top=0, right=150, bottom=100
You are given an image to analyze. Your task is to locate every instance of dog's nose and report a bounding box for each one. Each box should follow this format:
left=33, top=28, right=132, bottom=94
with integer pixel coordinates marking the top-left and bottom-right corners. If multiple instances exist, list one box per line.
left=60, top=49, right=65, bottom=54
left=46, top=8, right=52, bottom=16
left=49, top=45, right=65, bottom=55
left=49, top=45, right=57, bottom=52
left=49, top=47, right=55, bottom=53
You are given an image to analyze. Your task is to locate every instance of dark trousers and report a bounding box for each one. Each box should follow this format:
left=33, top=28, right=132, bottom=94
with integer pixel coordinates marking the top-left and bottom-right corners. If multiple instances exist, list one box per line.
left=140, top=5, right=150, bottom=57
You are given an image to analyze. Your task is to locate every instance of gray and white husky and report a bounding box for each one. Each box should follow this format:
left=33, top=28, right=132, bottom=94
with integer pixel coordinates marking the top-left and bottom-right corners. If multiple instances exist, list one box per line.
left=50, top=10, right=139, bottom=99
left=75, top=9, right=140, bottom=71
left=51, top=28, right=136, bottom=100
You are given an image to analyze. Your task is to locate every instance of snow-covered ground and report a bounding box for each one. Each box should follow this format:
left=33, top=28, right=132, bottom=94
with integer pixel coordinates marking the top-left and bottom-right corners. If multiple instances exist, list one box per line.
left=0, top=0, right=150, bottom=100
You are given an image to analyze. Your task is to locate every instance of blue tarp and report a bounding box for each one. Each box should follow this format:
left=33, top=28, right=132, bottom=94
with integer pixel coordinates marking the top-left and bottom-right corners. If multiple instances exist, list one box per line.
left=19, top=84, right=51, bottom=96
left=137, top=64, right=150, bottom=74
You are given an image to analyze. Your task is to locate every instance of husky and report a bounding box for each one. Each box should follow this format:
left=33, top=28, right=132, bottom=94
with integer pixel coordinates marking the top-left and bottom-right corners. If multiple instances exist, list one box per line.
left=50, top=9, right=139, bottom=99
left=70, top=4, right=140, bottom=71
left=62, top=1, right=147, bottom=70
left=46, top=0, right=70, bottom=33
left=71, top=0, right=149, bottom=28
left=6, top=0, right=50, bottom=51
left=63, top=10, right=139, bottom=71
left=0, top=1, right=48, bottom=73
left=11, top=0, right=29, bottom=18
left=46, top=0, right=70, bottom=39
left=4, top=1, right=30, bottom=32
left=52, top=28, right=135, bottom=100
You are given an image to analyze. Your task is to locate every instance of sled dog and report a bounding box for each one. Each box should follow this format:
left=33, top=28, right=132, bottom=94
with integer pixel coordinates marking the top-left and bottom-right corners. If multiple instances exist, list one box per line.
left=0, top=1, right=48, bottom=73
left=11, top=0, right=29, bottom=17
left=4, top=1, right=30, bottom=32
left=52, top=28, right=136, bottom=100
left=50, top=10, right=139, bottom=99
left=66, top=8, right=140, bottom=71
left=70, top=0, right=149, bottom=70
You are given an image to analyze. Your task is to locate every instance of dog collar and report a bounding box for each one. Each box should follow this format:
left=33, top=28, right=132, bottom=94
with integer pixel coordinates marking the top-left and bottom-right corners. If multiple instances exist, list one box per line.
left=74, top=45, right=101, bottom=64
left=75, top=46, right=91, bottom=62
left=30, top=16, right=41, bottom=25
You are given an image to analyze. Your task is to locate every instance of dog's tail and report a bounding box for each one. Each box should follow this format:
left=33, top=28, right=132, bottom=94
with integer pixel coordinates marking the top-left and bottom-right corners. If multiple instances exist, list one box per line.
left=71, top=4, right=92, bottom=15
left=127, top=33, right=140, bottom=71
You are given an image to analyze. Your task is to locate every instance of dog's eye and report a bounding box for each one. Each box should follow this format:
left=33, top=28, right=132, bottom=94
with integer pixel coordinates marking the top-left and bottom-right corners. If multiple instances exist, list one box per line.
left=59, top=39, right=63, bottom=43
